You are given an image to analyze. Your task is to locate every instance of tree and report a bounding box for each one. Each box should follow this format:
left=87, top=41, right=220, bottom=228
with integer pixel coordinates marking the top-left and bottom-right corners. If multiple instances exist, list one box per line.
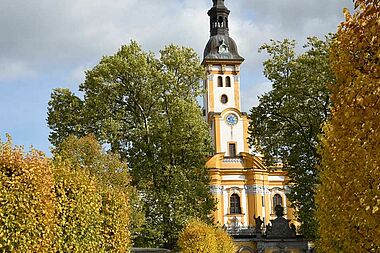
left=248, top=37, right=335, bottom=239
left=177, top=219, right=236, bottom=253
left=0, top=137, right=56, bottom=253
left=47, top=42, right=215, bottom=248
left=316, top=0, right=380, bottom=251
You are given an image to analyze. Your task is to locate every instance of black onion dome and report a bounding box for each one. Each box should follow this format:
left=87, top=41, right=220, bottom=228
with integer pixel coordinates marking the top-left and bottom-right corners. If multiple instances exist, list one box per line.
left=203, top=34, right=244, bottom=61
left=203, top=0, right=244, bottom=63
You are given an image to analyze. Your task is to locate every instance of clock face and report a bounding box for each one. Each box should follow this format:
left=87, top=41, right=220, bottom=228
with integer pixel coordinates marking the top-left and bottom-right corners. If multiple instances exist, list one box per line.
left=226, top=113, right=238, bottom=126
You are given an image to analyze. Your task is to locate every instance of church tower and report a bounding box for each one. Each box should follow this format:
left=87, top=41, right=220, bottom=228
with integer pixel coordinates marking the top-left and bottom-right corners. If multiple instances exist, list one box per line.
left=203, top=0, right=296, bottom=231
left=203, top=0, right=248, bottom=157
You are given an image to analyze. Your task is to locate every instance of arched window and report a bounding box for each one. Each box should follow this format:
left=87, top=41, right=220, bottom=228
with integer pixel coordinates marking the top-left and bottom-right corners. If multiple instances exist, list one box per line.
left=217, top=76, right=223, bottom=87
left=225, top=17, right=229, bottom=28
left=230, top=194, right=241, bottom=214
left=218, top=16, right=224, bottom=27
left=221, top=94, right=228, bottom=104
left=212, top=17, right=217, bottom=28
left=273, top=194, right=283, bottom=208
left=226, top=76, right=231, bottom=87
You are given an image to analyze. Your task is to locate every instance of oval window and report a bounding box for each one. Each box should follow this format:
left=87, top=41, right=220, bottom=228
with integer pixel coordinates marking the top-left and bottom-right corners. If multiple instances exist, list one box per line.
left=221, top=94, right=228, bottom=104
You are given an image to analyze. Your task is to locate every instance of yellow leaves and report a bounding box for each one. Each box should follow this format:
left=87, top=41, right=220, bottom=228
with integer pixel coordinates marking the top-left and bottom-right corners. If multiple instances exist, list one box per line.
left=0, top=136, right=132, bottom=253
left=0, top=138, right=56, bottom=253
left=177, top=219, right=236, bottom=253
left=317, top=0, right=380, bottom=251
left=343, top=7, right=352, bottom=20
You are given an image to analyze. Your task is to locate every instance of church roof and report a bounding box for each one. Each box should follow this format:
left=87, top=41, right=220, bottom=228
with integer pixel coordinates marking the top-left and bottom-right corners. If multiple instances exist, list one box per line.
left=203, top=0, right=244, bottom=63
left=203, top=35, right=244, bottom=62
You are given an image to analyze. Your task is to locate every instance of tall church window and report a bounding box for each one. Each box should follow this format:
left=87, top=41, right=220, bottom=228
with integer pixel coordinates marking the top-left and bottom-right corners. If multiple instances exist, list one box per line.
left=218, top=76, right=223, bottom=87
left=226, top=76, right=231, bottom=87
left=230, top=194, right=241, bottom=214
left=229, top=143, right=236, bottom=157
left=273, top=194, right=283, bottom=207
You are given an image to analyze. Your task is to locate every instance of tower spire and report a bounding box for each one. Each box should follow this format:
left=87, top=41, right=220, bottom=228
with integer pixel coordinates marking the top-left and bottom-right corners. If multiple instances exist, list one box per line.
left=203, top=0, right=243, bottom=63
left=208, top=0, right=230, bottom=36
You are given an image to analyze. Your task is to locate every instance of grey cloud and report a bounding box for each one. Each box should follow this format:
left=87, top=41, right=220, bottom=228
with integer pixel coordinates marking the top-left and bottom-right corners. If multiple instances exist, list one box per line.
left=0, top=0, right=356, bottom=154
left=0, top=0, right=353, bottom=94
left=0, top=0, right=211, bottom=80
left=223, top=0, right=352, bottom=112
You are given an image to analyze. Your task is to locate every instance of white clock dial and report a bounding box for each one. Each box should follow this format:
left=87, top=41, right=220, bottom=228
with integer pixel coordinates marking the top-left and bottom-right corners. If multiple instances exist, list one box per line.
left=226, top=113, right=238, bottom=126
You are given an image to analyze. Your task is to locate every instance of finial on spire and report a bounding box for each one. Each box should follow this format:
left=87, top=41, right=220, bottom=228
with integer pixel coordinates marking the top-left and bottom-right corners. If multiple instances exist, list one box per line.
left=212, top=0, right=225, bottom=7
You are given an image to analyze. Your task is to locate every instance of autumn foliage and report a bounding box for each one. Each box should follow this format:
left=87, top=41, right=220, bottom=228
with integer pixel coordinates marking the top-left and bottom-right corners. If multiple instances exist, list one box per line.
left=0, top=137, right=56, bottom=252
left=177, top=219, right=236, bottom=253
left=0, top=135, right=132, bottom=252
left=53, top=135, right=132, bottom=252
left=316, top=0, right=380, bottom=251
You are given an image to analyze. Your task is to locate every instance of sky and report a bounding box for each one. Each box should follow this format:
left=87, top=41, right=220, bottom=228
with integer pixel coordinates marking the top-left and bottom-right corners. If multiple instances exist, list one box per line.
left=0, top=0, right=353, bottom=155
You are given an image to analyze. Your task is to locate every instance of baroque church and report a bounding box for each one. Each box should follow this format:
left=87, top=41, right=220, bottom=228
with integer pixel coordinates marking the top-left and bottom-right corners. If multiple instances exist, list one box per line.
left=202, top=0, right=297, bottom=233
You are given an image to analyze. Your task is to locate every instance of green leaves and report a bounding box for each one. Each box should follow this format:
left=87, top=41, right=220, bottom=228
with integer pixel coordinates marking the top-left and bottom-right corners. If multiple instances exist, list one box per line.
left=48, top=88, right=85, bottom=147
left=47, top=41, right=215, bottom=249
left=249, top=37, right=335, bottom=239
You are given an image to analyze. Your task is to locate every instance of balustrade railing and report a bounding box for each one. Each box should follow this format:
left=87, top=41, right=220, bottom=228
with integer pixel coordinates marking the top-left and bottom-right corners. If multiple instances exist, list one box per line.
left=222, top=157, right=243, bottom=163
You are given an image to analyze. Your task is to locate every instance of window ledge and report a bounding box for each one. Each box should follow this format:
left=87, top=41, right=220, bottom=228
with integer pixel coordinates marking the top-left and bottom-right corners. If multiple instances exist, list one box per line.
left=226, top=213, right=245, bottom=216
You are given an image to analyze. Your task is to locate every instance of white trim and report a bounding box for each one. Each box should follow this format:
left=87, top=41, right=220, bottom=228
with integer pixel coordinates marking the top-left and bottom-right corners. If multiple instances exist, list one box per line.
left=222, top=175, right=246, bottom=181
left=268, top=175, right=285, bottom=181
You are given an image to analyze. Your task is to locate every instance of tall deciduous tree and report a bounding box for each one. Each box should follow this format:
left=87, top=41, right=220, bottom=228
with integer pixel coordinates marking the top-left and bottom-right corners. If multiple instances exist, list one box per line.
left=317, top=0, right=380, bottom=251
left=249, top=37, right=334, bottom=239
left=47, top=42, right=215, bottom=248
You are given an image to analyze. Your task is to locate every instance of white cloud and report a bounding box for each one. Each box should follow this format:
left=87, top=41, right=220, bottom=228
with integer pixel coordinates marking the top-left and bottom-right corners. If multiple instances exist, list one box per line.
left=0, top=0, right=356, bottom=153
left=0, top=61, right=36, bottom=81
left=241, top=81, right=272, bottom=112
left=0, top=0, right=352, bottom=81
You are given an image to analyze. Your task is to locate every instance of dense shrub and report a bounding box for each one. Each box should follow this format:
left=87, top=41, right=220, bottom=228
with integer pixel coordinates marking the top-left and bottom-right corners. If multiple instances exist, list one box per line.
left=215, top=227, right=237, bottom=253
left=0, top=135, right=133, bottom=252
left=53, top=160, right=103, bottom=252
left=177, top=219, right=236, bottom=253
left=53, top=135, right=133, bottom=252
left=0, top=137, right=56, bottom=252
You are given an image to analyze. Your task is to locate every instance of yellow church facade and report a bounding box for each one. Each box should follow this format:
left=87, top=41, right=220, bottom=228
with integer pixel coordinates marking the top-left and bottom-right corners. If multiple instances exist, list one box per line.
left=203, top=0, right=296, bottom=230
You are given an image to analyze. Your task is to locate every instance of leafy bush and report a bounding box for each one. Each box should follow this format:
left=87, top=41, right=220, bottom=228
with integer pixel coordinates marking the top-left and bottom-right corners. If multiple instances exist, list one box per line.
left=215, top=227, right=237, bottom=253
left=0, top=135, right=133, bottom=252
left=177, top=219, right=236, bottom=253
left=53, top=135, right=133, bottom=252
left=0, top=137, right=56, bottom=252
left=53, top=160, right=103, bottom=252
